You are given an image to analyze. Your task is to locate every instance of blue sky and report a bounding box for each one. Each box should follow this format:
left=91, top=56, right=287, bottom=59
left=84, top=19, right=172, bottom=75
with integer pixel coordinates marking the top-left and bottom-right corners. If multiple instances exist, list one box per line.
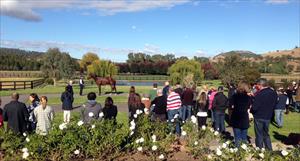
left=0, top=0, right=299, bottom=62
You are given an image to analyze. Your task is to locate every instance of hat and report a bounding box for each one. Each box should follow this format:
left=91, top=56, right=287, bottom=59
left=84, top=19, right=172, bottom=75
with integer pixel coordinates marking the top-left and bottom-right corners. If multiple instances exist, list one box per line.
left=218, top=86, right=224, bottom=91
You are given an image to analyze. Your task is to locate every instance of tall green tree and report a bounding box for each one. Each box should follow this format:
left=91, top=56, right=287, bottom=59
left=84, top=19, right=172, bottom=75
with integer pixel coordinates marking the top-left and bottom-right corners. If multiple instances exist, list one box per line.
left=41, top=48, right=77, bottom=86
left=168, top=59, right=204, bottom=85
left=80, top=52, right=100, bottom=71
left=87, top=60, right=118, bottom=77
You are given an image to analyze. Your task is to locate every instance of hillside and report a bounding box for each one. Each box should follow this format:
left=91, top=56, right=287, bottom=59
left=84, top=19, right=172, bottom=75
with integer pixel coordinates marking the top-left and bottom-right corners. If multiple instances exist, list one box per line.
left=262, top=48, right=300, bottom=58
left=210, top=50, right=262, bottom=62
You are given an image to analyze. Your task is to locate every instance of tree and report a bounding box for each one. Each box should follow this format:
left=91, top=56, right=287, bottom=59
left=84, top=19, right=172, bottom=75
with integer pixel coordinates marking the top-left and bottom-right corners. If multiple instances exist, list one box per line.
left=41, top=48, right=77, bottom=86
left=80, top=52, right=100, bottom=71
left=219, top=55, right=260, bottom=85
left=87, top=60, right=118, bottom=77
left=168, top=59, right=204, bottom=85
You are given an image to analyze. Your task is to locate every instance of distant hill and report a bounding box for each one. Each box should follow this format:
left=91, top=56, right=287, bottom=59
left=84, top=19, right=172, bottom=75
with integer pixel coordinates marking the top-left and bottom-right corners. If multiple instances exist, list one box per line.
left=211, top=50, right=262, bottom=62
left=262, top=48, right=300, bottom=58
left=0, top=48, right=44, bottom=70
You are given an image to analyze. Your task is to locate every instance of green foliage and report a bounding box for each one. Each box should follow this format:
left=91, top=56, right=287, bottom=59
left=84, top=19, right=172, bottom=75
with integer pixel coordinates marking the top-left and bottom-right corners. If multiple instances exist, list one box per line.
left=41, top=48, right=78, bottom=86
left=87, top=60, right=118, bottom=77
left=80, top=52, right=100, bottom=71
left=168, top=59, right=204, bottom=85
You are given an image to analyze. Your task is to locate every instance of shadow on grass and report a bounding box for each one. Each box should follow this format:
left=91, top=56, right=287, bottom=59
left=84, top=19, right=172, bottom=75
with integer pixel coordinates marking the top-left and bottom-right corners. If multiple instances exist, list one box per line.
left=273, top=131, right=300, bottom=146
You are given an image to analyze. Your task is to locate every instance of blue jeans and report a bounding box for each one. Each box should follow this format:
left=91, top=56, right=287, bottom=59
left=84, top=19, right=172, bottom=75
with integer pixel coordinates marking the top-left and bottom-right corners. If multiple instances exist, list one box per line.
left=214, top=111, right=225, bottom=132
left=274, top=109, right=284, bottom=127
left=254, top=118, right=272, bottom=150
left=181, top=105, right=192, bottom=121
left=233, top=128, right=248, bottom=147
left=168, top=109, right=181, bottom=135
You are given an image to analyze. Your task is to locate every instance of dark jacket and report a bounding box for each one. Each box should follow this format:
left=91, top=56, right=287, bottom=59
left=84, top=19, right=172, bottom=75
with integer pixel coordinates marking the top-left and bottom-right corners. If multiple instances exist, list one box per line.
left=3, top=101, right=29, bottom=134
left=231, top=93, right=252, bottom=129
left=151, top=95, right=167, bottom=114
left=162, top=85, right=170, bottom=97
left=103, top=105, right=118, bottom=120
left=67, top=85, right=74, bottom=95
left=196, top=100, right=208, bottom=113
left=174, top=88, right=183, bottom=99
left=182, top=88, right=194, bottom=106
left=250, top=87, right=278, bottom=120
left=61, top=91, right=74, bottom=110
left=212, top=92, right=228, bottom=113
left=275, top=94, right=288, bottom=110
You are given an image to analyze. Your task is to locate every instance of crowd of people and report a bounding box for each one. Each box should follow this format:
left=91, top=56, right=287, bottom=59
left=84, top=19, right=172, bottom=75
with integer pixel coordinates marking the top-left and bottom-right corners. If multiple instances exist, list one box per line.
left=0, top=78, right=299, bottom=151
left=129, top=79, right=300, bottom=150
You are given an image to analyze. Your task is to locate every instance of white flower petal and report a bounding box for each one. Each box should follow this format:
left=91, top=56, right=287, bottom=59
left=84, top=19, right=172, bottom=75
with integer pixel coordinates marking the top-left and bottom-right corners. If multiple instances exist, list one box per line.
left=201, top=125, right=206, bottom=130
left=158, top=154, right=164, bottom=159
left=194, top=141, right=198, bottom=146
left=74, top=149, right=80, bottom=155
left=181, top=131, right=187, bottom=136
left=88, top=112, right=94, bottom=117
left=137, top=147, right=143, bottom=151
left=152, top=145, right=158, bottom=151
left=77, top=120, right=84, bottom=126
left=259, top=153, right=264, bottom=158
left=216, top=148, right=222, bottom=156
left=281, top=150, right=288, bottom=156
left=22, top=152, right=29, bottom=159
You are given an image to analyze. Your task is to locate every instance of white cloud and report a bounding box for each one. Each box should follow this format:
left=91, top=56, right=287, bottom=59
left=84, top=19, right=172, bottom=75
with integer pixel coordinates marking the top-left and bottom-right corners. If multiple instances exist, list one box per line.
left=265, top=0, right=289, bottom=4
left=195, top=50, right=206, bottom=56
left=131, top=25, right=137, bottom=30
left=143, top=43, right=161, bottom=54
left=0, top=0, right=190, bottom=21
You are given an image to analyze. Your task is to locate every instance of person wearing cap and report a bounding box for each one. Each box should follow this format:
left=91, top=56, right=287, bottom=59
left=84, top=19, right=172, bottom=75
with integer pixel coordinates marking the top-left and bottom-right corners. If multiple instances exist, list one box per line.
left=79, top=76, right=85, bottom=96
left=212, top=86, right=228, bottom=133
left=274, top=88, right=289, bottom=128
left=250, top=78, right=277, bottom=151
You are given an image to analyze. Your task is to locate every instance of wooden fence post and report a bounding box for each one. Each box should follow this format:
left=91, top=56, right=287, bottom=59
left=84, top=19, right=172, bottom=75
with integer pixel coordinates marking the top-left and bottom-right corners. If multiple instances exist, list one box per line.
left=14, top=82, right=16, bottom=90
left=31, top=81, right=33, bottom=89
left=0, top=82, right=2, bottom=91
left=24, top=82, right=26, bottom=89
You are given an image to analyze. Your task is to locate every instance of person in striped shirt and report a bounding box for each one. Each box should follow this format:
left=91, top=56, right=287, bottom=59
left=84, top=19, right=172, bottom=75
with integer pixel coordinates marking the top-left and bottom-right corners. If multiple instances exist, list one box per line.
left=167, top=87, right=182, bottom=135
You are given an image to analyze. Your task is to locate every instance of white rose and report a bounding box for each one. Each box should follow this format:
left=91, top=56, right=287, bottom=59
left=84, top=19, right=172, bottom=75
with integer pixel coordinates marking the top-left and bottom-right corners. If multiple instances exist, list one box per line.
left=194, top=141, right=198, bottom=146
left=201, top=125, right=206, bottom=130
left=59, top=123, right=67, bottom=130
left=174, top=114, right=179, bottom=119
left=130, top=131, right=134, bottom=136
left=139, top=137, right=144, bottom=143
left=152, top=135, right=157, bottom=142
left=229, top=148, right=234, bottom=153
left=225, top=140, right=231, bottom=145
left=99, top=112, right=104, bottom=118
left=88, top=112, right=94, bottom=117
left=171, top=119, right=175, bottom=122
left=261, top=148, right=265, bottom=152
left=158, top=154, right=164, bottom=159
left=144, top=108, right=149, bottom=113
left=152, top=145, right=158, bottom=151
left=22, top=151, right=29, bottom=159
left=191, top=115, right=197, bottom=124
left=74, top=149, right=80, bottom=155
left=133, top=114, right=138, bottom=118
left=137, top=147, right=143, bottom=151
left=233, top=148, right=238, bottom=152
left=259, top=153, right=264, bottom=159
left=25, top=137, right=30, bottom=142
left=210, top=128, right=214, bottom=132
left=135, top=139, right=140, bottom=144
left=77, top=120, right=84, bottom=126
left=241, top=144, right=247, bottom=150
left=130, top=125, right=135, bottom=130
left=23, top=133, right=27, bottom=137
left=207, top=154, right=212, bottom=159
left=281, top=150, right=288, bottom=156
left=130, top=120, right=135, bottom=126
left=222, top=143, right=227, bottom=148
left=22, top=148, right=28, bottom=153
left=214, top=131, right=219, bottom=136
left=91, top=125, right=95, bottom=129
left=216, top=148, right=222, bottom=156
left=181, top=131, right=187, bottom=136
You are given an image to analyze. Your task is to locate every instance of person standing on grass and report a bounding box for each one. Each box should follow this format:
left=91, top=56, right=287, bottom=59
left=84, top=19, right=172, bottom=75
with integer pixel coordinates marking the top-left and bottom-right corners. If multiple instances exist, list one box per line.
left=208, top=87, right=217, bottom=126
left=274, top=88, right=289, bottom=128
left=81, top=92, right=102, bottom=124
left=181, top=85, right=194, bottom=121
left=151, top=89, right=167, bottom=122
left=27, top=93, right=40, bottom=132
left=103, top=97, right=118, bottom=122
left=79, top=76, right=85, bottom=96
left=3, top=93, right=29, bottom=134
left=162, top=81, right=170, bottom=97
left=196, top=92, right=208, bottom=127
left=167, top=87, right=182, bottom=135
left=231, top=82, right=252, bottom=147
left=67, top=80, right=74, bottom=96
left=0, top=98, right=3, bottom=128
left=250, top=78, right=278, bottom=151
left=149, top=83, right=158, bottom=102
left=295, top=87, right=300, bottom=112
left=61, top=86, right=74, bottom=123
left=212, top=86, right=228, bottom=133
left=128, top=93, right=145, bottom=121
left=34, top=96, right=54, bottom=135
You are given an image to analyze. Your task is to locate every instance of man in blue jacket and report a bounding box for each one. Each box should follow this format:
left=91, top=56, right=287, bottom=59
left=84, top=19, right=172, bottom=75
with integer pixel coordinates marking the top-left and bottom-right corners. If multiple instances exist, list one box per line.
left=250, top=78, right=277, bottom=150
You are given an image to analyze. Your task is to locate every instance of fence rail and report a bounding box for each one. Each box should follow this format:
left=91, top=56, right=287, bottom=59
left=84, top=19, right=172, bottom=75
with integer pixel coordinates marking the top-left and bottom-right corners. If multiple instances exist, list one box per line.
left=0, top=79, right=45, bottom=91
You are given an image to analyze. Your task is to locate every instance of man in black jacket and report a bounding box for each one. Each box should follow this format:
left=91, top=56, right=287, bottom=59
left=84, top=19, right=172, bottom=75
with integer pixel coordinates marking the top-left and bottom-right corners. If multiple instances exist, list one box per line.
left=213, top=86, right=228, bottom=133
left=3, top=93, right=29, bottom=134
left=251, top=78, right=277, bottom=150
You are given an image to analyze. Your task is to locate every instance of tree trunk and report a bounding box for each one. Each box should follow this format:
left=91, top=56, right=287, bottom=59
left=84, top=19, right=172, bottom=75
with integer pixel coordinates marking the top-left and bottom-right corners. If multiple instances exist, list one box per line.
left=52, top=78, right=57, bottom=86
